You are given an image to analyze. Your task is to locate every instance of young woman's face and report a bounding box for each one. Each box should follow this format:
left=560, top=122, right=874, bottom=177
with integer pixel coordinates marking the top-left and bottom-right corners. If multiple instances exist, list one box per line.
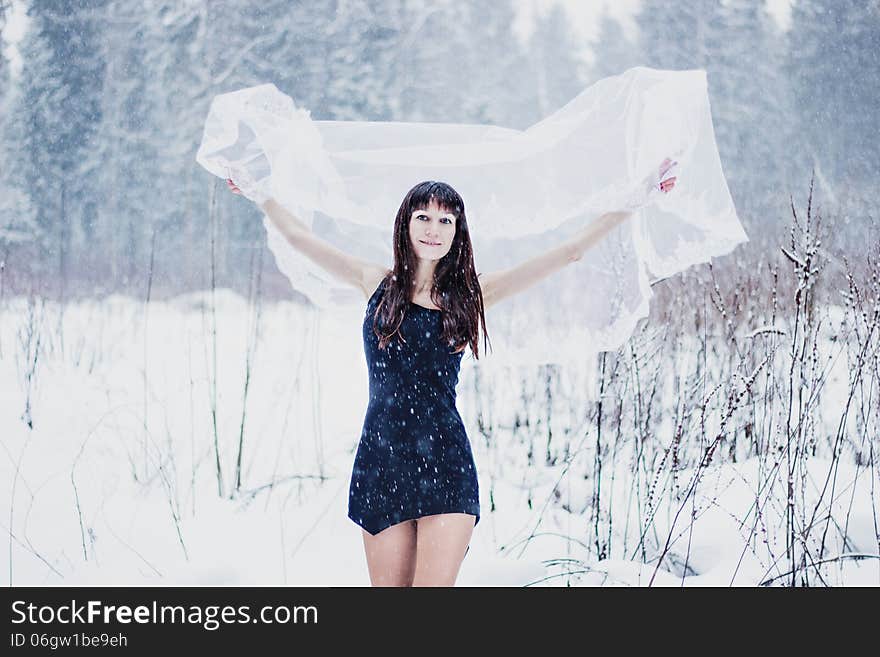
left=408, top=200, right=456, bottom=261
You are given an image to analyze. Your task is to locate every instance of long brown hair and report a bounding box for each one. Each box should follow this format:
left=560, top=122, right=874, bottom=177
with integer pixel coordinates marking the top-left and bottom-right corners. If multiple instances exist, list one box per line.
left=371, top=181, right=492, bottom=359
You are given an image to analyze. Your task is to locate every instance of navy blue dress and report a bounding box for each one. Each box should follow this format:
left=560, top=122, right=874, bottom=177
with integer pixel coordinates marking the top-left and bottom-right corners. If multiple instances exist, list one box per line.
left=348, top=276, right=481, bottom=535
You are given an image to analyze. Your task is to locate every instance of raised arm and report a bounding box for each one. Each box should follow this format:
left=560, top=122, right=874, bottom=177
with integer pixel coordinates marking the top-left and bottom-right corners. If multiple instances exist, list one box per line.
left=479, top=210, right=633, bottom=310
left=480, top=157, right=679, bottom=310
left=257, top=197, right=390, bottom=301
left=226, top=176, right=389, bottom=300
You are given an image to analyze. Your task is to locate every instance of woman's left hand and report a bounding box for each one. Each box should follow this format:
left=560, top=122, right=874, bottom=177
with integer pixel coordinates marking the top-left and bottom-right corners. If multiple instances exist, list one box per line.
left=655, top=157, right=678, bottom=194
left=621, top=156, right=679, bottom=212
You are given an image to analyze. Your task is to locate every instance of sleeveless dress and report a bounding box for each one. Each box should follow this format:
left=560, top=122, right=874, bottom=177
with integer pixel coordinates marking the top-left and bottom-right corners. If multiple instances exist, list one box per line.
left=347, top=277, right=481, bottom=535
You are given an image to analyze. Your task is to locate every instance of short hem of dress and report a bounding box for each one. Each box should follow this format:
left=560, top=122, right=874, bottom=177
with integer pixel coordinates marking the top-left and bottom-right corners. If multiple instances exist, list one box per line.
left=349, top=504, right=481, bottom=536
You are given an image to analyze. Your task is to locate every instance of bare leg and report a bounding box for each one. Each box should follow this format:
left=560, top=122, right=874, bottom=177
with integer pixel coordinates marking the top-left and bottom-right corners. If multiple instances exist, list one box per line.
left=412, top=513, right=476, bottom=586
left=361, top=519, right=418, bottom=587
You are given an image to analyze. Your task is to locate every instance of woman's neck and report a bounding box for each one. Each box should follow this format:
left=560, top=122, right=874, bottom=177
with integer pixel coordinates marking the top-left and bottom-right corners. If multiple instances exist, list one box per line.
left=412, top=258, right=437, bottom=294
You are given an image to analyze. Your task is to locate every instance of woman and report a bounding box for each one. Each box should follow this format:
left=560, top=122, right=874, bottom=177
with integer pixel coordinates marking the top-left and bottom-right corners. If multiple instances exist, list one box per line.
left=227, top=160, right=677, bottom=586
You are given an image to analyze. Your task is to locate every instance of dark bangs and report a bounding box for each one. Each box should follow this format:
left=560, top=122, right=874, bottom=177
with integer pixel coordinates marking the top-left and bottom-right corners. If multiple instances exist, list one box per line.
left=407, top=181, right=464, bottom=218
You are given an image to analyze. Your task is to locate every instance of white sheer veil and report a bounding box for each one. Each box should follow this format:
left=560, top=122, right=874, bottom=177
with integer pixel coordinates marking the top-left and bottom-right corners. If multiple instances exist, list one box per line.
left=196, top=66, right=748, bottom=397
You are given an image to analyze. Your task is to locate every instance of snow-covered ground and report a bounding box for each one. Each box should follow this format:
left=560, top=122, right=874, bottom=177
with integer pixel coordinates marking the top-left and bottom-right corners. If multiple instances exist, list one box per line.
left=1, top=291, right=877, bottom=586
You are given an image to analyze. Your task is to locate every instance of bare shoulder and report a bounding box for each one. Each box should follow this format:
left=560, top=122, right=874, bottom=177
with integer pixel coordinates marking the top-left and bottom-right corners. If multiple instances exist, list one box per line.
left=361, top=265, right=392, bottom=301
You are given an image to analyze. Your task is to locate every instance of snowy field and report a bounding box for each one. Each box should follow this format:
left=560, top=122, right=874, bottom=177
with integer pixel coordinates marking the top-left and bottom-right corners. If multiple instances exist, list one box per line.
left=1, top=289, right=878, bottom=586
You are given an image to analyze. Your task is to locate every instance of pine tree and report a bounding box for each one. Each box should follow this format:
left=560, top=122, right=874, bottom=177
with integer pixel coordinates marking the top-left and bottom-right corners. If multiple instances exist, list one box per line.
left=526, top=3, right=587, bottom=119
left=10, top=0, right=107, bottom=295
left=0, top=0, right=10, bottom=103
left=714, top=0, right=793, bottom=218
left=636, top=0, right=802, bottom=243
left=0, top=0, right=32, bottom=248
left=590, top=9, right=640, bottom=82
left=787, top=0, right=879, bottom=188
left=459, top=0, right=530, bottom=127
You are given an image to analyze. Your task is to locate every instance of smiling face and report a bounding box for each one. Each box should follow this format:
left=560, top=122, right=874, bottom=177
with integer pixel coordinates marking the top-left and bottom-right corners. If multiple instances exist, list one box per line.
left=408, top=200, right=457, bottom=261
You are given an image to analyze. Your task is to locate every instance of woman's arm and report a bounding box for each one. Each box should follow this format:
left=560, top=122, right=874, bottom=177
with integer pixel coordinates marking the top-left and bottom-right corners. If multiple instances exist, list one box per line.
left=479, top=210, right=632, bottom=310
left=259, top=197, right=389, bottom=301
left=479, top=157, right=678, bottom=310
